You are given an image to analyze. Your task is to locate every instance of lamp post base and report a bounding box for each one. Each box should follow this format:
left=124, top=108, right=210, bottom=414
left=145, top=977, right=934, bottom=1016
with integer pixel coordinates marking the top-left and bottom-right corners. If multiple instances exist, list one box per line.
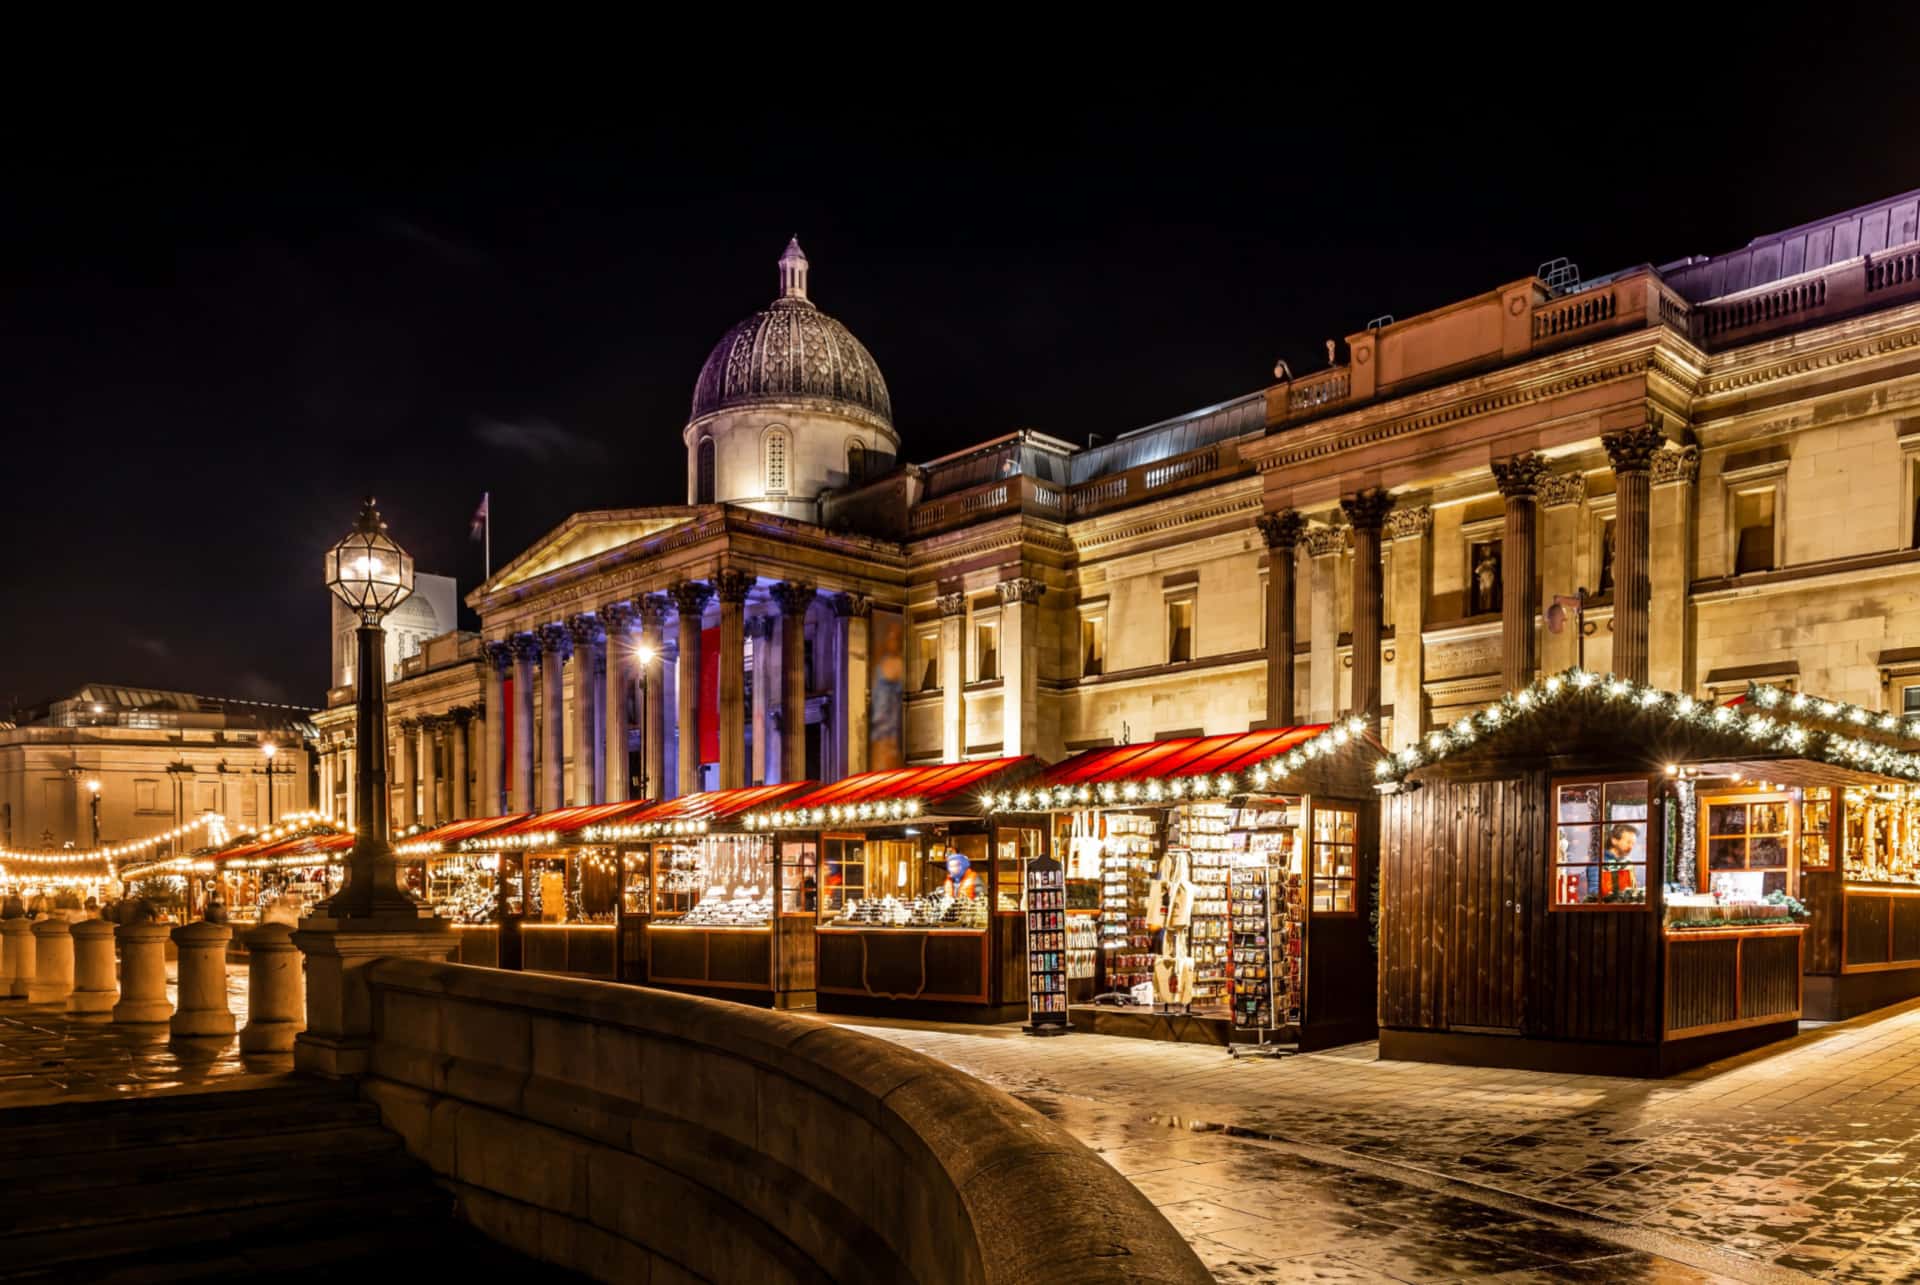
left=291, top=918, right=457, bottom=1078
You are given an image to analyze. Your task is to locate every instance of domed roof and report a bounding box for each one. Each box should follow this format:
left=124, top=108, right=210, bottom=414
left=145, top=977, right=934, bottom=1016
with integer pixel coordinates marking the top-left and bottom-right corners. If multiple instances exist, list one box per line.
left=690, top=239, right=893, bottom=431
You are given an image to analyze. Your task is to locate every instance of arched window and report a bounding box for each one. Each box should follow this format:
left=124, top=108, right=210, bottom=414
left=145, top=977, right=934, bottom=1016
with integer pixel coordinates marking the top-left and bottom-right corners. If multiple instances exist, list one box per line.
left=695, top=436, right=715, bottom=504
left=847, top=439, right=866, bottom=481
left=764, top=427, right=790, bottom=494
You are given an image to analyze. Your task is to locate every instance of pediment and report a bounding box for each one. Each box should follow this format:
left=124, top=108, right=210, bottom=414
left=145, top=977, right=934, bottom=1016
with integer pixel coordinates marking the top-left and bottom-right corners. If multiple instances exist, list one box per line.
left=488, top=509, right=696, bottom=591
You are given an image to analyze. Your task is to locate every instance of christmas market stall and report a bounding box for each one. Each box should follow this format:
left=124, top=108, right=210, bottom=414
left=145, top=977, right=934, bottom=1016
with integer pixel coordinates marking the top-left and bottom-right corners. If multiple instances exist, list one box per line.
left=738, top=758, right=1044, bottom=1021
left=990, top=723, right=1381, bottom=1050
left=453, top=801, right=656, bottom=978
left=585, top=783, right=819, bottom=1004
left=1371, top=668, right=1920, bottom=1076
left=392, top=813, right=531, bottom=965
left=1741, top=685, right=1920, bottom=1020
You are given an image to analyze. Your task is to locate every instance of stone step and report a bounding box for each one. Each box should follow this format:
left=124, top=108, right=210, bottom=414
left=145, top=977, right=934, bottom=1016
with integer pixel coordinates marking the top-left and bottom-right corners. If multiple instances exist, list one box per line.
left=0, top=1122, right=403, bottom=1193
left=0, top=1078, right=345, bottom=1132
left=0, top=1093, right=380, bottom=1157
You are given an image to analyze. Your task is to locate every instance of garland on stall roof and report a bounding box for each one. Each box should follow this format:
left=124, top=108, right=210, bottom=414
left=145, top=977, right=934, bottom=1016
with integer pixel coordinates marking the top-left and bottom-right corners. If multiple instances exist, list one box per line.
left=1749, top=683, right=1920, bottom=744
left=742, top=798, right=923, bottom=831
left=984, top=717, right=1370, bottom=813
left=1372, top=667, right=1920, bottom=789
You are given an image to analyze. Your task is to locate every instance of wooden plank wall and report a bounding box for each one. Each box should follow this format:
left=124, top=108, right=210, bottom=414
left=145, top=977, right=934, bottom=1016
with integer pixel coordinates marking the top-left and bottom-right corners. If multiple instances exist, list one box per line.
left=1384, top=772, right=1660, bottom=1044
left=1801, top=870, right=1843, bottom=975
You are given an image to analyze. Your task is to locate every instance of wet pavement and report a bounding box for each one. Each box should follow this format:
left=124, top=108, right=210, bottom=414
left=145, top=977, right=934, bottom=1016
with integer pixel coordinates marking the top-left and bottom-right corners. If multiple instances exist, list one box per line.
left=845, top=1002, right=1920, bottom=1283
left=0, top=963, right=290, bottom=1106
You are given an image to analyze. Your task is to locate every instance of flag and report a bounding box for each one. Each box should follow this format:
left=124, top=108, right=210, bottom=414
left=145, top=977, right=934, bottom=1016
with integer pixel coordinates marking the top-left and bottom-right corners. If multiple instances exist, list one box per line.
left=469, top=493, right=490, bottom=541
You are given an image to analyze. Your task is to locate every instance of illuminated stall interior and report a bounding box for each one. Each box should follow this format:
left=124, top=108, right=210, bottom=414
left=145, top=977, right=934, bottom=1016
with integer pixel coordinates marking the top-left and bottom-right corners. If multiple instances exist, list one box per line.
left=993, top=723, right=1381, bottom=1049
left=739, top=758, right=1043, bottom=1017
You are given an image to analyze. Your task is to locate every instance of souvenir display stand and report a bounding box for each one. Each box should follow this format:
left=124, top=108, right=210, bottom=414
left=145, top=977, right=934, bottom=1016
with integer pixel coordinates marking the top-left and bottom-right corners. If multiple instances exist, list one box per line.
left=741, top=758, right=1043, bottom=1021
left=394, top=813, right=531, bottom=965
left=587, top=783, right=819, bottom=1007
left=1373, top=670, right=1920, bottom=1076
left=1023, top=853, right=1070, bottom=1034
left=991, top=725, right=1381, bottom=1050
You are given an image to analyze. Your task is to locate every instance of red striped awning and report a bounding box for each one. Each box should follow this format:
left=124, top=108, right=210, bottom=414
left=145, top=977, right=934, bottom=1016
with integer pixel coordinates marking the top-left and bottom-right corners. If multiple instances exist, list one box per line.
left=747, top=757, right=1040, bottom=828
left=461, top=800, right=660, bottom=850
left=1040, top=728, right=1328, bottom=786
left=220, top=832, right=353, bottom=865
left=989, top=725, right=1371, bottom=810
left=393, top=813, right=532, bottom=856
left=594, top=782, right=820, bottom=839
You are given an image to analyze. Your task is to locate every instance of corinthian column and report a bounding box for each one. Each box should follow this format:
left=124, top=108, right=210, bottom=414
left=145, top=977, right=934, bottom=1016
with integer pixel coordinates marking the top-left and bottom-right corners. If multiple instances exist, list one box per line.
left=1384, top=505, right=1433, bottom=750
left=773, top=582, right=815, bottom=783
left=1650, top=446, right=1701, bottom=694
left=567, top=613, right=603, bottom=805
left=396, top=717, right=418, bottom=830
left=537, top=623, right=571, bottom=810
left=670, top=581, right=713, bottom=796
left=835, top=594, right=873, bottom=775
left=715, top=570, right=753, bottom=790
left=1603, top=423, right=1666, bottom=684
left=450, top=706, right=472, bottom=818
left=750, top=615, right=775, bottom=786
left=1491, top=452, right=1550, bottom=692
left=640, top=595, right=670, bottom=799
left=938, top=592, right=967, bottom=762
left=1341, top=490, right=1393, bottom=730
left=416, top=715, right=440, bottom=827
left=1304, top=527, right=1346, bottom=722
left=510, top=635, right=540, bottom=815
left=482, top=642, right=510, bottom=816
left=997, top=579, right=1044, bottom=757
left=1537, top=474, right=1586, bottom=675
left=1255, top=511, right=1305, bottom=726
left=600, top=602, right=639, bottom=803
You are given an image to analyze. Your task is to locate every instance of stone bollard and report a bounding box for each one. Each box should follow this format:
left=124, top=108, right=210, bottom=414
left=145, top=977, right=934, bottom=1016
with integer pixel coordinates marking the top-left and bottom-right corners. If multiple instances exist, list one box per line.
left=170, top=920, right=235, bottom=1038
left=67, top=920, right=119, bottom=1015
left=27, top=919, right=75, bottom=1005
left=0, top=916, right=35, bottom=999
left=113, top=922, right=173, bottom=1024
left=239, top=923, right=305, bottom=1053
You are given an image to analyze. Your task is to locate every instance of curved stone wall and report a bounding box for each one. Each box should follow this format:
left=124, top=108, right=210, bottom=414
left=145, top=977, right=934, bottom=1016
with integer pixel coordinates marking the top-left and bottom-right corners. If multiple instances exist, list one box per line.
left=359, top=960, right=1208, bottom=1284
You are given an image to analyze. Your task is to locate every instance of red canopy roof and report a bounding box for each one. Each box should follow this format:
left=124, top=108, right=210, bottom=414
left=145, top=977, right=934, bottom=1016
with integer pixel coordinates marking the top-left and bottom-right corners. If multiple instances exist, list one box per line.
left=461, top=800, right=659, bottom=850
left=393, top=813, right=531, bottom=856
left=1038, top=728, right=1328, bottom=787
left=596, top=782, right=819, bottom=839
left=220, top=832, right=353, bottom=865
left=750, top=757, right=1040, bottom=827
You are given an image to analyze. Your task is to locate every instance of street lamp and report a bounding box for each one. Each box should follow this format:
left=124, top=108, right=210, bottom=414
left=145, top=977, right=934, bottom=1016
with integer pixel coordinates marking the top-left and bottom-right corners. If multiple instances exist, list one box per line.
left=86, top=779, right=101, bottom=847
left=635, top=641, right=657, bottom=800
left=261, top=741, right=278, bottom=827
left=320, top=497, right=428, bottom=919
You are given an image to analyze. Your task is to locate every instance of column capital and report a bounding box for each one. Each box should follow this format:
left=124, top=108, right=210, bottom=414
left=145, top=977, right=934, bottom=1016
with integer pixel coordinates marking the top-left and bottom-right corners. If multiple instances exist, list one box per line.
left=669, top=579, right=715, bottom=617
left=639, top=593, right=673, bottom=630
left=566, top=612, right=604, bottom=648
left=1538, top=472, right=1587, bottom=508
left=1255, top=509, right=1307, bottom=551
left=509, top=632, right=543, bottom=664
left=714, top=568, right=755, bottom=604
left=449, top=706, right=475, bottom=726
left=995, top=578, right=1046, bottom=605
left=1340, top=488, right=1394, bottom=532
left=537, top=621, right=573, bottom=659
left=1601, top=423, right=1668, bottom=474
left=1491, top=452, right=1552, bottom=499
left=1651, top=444, right=1701, bottom=486
left=772, top=581, right=816, bottom=616
left=599, top=601, right=640, bottom=633
left=1303, top=526, right=1350, bottom=558
left=832, top=591, right=873, bottom=618
left=396, top=716, right=419, bottom=733
left=417, top=713, right=444, bottom=732
left=937, top=591, right=968, bottom=617
left=1383, top=506, right=1433, bottom=542
left=484, top=640, right=515, bottom=674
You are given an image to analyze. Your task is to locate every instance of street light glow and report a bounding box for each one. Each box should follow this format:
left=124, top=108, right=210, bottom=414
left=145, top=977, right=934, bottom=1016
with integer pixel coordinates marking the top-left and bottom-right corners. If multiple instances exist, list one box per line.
left=262, top=742, right=278, bottom=760
left=636, top=642, right=657, bottom=666
left=86, top=779, right=101, bottom=794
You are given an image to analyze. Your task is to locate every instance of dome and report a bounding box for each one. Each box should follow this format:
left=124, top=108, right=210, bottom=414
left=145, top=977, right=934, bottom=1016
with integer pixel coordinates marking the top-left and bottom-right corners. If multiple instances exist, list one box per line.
left=689, top=239, right=893, bottom=432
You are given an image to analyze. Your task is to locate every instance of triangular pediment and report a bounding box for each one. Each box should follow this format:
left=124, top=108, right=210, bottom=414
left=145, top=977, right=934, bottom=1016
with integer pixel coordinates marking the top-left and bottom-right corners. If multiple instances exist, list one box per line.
left=487, top=508, right=697, bottom=591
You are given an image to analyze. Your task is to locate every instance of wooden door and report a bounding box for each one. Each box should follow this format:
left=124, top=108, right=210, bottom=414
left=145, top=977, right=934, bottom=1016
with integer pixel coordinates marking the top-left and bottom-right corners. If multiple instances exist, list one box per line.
left=1447, top=779, right=1532, bottom=1034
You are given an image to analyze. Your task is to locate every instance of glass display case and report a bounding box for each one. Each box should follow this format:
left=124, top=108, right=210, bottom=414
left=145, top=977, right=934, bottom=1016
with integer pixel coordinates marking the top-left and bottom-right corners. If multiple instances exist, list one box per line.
left=1553, top=777, right=1651, bottom=907
left=1310, top=804, right=1358, bottom=913
left=1701, top=795, right=1792, bottom=897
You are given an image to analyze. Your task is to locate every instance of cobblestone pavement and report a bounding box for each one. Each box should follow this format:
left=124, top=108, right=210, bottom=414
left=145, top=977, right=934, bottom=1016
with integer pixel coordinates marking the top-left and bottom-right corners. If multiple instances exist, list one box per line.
left=846, top=1002, right=1920, bottom=1284
left=0, top=963, right=289, bottom=1107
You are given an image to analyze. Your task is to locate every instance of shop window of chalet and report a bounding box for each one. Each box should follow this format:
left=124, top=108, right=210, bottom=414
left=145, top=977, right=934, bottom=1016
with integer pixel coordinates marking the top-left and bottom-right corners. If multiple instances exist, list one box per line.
left=1702, top=794, right=1792, bottom=897
left=778, top=840, right=819, bottom=915
left=916, top=630, right=939, bottom=692
left=820, top=837, right=866, bottom=913
left=1553, top=778, right=1650, bottom=908
left=695, top=436, right=715, bottom=504
left=1732, top=487, right=1777, bottom=575
left=1166, top=595, right=1195, bottom=664
left=1801, top=786, right=1835, bottom=870
left=1081, top=614, right=1106, bottom=677
left=975, top=620, right=1000, bottom=682
left=1310, top=804, right=1358, bottom=913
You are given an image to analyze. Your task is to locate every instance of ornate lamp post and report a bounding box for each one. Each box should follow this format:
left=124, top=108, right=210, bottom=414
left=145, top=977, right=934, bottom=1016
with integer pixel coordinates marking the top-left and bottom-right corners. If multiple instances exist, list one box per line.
left=86, top=779, right=101, bottom=847
left=260, top=741, right=278, bottom=826
left=319, top=498, right=429, bottom=919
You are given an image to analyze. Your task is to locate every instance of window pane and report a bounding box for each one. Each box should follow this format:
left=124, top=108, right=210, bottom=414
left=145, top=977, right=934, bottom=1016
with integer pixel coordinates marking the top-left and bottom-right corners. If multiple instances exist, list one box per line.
left=1750, top=835, right=1788, bottom=869
left=1604, top=779, right=1649, bottom=821
left=1556, top=824, right=1599, bottom=865
left=1558, top=784, right=1602, bottom=824
left=1905, top=687, right=1920, bottom=715
left=1708, top=803, right=1748, bottom=836
left=1168, top=600, right=1194, bottom=663
left=1708, top=838, right=1746, bottom=870
left=1750, top=802, right=1788, bottom=834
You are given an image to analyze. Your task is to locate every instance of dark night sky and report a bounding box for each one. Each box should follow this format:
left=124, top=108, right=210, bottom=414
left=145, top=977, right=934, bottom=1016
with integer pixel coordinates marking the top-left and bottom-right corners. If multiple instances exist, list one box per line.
left=5, top=46, right=1918, bottom=712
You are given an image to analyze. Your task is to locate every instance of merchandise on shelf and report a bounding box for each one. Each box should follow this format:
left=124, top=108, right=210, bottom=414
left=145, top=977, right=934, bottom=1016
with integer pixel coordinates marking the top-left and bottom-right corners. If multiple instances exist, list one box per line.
left=1098, top=812, right=1156, bottom=993
left=1026, top=855, right=1069, bottom=1025
left=831, top=891, right=987, bottom=929
left=676, top=885, right=772, bottom=927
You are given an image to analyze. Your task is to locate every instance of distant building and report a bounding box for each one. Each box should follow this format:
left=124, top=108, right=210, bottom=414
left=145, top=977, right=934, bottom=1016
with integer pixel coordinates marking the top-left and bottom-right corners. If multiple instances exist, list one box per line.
left=0, top=684, right=314, bottom=850
left=330, top=572, right=457, bottom=687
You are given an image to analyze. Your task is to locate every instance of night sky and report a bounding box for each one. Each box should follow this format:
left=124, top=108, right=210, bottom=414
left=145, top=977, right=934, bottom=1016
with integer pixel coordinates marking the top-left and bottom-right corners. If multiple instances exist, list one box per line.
left=6, top=56, right=1918, bottom=713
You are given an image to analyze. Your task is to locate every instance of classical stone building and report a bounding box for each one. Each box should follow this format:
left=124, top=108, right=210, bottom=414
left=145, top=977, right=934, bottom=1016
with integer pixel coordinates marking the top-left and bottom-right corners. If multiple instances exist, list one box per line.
left=0, top=685, right=313, bottom=849
left=364, top=190, right=1920, bottom=821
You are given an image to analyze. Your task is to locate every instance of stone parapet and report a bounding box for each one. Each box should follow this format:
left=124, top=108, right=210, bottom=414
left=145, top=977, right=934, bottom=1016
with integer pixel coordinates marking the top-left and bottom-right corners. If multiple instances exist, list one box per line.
left=358, top=960, right=1208, bottom=1284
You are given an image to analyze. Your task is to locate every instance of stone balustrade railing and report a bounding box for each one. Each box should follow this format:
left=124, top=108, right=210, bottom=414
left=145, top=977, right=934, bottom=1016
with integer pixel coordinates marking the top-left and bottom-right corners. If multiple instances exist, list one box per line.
left=357, top=960, right=1210, bottom=1284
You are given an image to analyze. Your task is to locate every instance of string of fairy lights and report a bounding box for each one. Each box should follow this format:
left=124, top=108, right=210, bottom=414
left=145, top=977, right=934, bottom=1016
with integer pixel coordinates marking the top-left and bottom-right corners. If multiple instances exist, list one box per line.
left=1370, top=667, right=1920, bottom=789
left=0, top=811, right=233, bottom=879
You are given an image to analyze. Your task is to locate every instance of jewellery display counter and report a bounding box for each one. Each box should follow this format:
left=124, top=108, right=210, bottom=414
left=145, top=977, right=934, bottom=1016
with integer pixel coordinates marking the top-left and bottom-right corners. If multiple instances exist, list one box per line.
left=740, top=759, right=1044, bottom=1021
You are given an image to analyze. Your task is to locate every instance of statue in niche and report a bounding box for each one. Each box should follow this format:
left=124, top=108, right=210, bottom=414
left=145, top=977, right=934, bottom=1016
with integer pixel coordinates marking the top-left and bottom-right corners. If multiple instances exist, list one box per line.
left=1470, top=538, right=1503, bottom=616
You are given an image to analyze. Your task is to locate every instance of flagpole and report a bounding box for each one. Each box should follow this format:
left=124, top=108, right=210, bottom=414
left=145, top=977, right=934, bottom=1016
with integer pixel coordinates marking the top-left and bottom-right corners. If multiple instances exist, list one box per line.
left=484, top=491, right=492, bottom=584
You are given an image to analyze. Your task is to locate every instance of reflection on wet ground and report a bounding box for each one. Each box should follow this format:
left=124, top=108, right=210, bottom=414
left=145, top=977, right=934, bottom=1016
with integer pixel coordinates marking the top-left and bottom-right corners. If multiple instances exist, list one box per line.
left=846, top=1003, right=1920, bottom=1283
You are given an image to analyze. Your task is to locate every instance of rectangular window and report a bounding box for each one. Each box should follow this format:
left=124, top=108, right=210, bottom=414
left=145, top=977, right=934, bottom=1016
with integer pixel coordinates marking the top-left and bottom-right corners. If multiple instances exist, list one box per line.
left=821, top=836, right=866, bottom=913
left=1167, top=597, right=1195, bottom=664
left=1901, top=684, right=1920, bottom=716
left=1080, top=615, right=1105, bottom=677
left=1554, top=778, right=1650, bottom=908
left=916, top=631, right=940, bottom=691
left=1310, top=804, right=1357, bottom=913
left=134, top=779, right=159, bottom=812
left=1801, top=787, right=1834, bottom=871
left=1732, top=487, right=1776, bottom=574
left=975, top=621, right=999, bottom=682
left=1701, top=794, right=1793, bottom=897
